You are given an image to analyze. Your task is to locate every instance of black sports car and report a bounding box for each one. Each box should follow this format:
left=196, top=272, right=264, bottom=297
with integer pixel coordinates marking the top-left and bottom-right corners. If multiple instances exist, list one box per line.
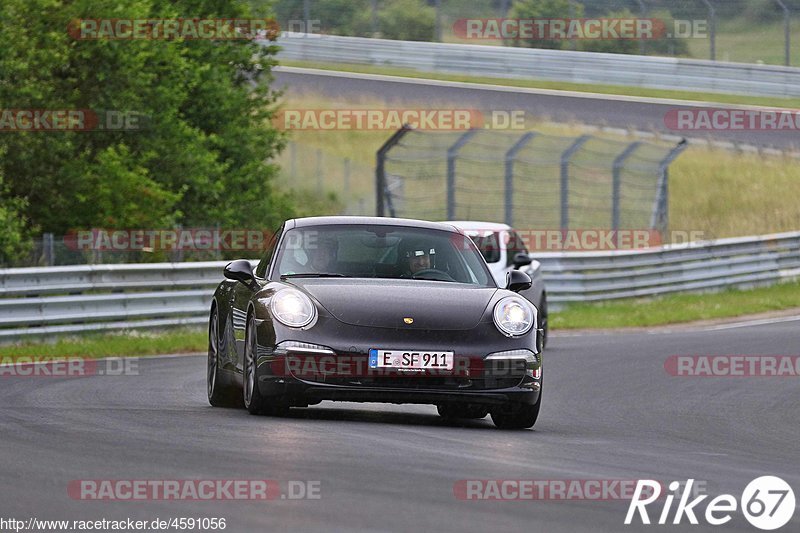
left=207, top=216, right=544, bottom=429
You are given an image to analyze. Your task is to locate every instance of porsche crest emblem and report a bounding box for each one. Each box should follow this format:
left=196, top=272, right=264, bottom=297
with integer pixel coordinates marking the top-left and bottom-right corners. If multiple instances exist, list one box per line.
left=403, top=317, right=414, bottom=324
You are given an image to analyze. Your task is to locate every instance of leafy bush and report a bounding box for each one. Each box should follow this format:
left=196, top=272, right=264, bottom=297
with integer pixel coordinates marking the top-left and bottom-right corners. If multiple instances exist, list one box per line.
left=0, top=0, right=292, bottom=240
left=378, top=0, right=436, bottom=41
left=507, top=0, right=579, bottom=50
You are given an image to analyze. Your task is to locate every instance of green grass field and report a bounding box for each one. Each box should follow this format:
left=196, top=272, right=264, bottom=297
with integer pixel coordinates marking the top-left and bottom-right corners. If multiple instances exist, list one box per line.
left=686, top=17, right=800, bottom=67
left=551, top=279, right=800, bottom=329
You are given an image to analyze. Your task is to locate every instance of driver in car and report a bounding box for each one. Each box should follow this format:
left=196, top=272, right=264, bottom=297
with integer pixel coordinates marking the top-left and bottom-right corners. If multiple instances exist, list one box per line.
left=399, top=240, right=437, bottom=277
left=307, top=236, right=338, bottom=272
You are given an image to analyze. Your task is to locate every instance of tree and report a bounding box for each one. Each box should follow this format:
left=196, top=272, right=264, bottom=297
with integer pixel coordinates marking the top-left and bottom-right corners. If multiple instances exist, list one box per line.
left=0, top=0, right=291, bottom=241
left=0, top=156, right=34, bottom=266
left=507, top=0, right=579, bottom=50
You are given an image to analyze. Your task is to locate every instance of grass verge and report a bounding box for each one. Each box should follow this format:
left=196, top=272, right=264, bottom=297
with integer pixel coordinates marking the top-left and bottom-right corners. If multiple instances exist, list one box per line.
left=0, top=328, right=206, bottom=361
left=551, top=280, right=800, bottom=329
left=279, top=59, right=800, bottom=110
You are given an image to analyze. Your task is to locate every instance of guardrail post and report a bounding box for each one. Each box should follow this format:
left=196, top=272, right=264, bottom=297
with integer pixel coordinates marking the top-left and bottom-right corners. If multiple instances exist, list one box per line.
left=559, top=135, right=591, bottom=231
left=42, top=233, right=54, bottom=266
left=612, top=142, right=642, bottom=233
left=651, top=139, right=688, bottom=238
left=376, top=124, right=413, bottom=217
left=446, top=129, right=478, bottom=220
left=504, top=132, right=536, bottom=226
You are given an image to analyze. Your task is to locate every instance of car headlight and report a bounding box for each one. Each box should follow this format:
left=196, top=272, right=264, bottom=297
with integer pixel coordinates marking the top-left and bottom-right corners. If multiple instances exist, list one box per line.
left=270, top=289, right=316, bottom=328
left=493, top=296, right=535, bottom=337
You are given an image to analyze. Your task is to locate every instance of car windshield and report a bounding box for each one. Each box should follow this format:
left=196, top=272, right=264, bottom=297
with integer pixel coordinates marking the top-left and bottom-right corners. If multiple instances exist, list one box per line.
left=272, top=224, right=495, bottom=287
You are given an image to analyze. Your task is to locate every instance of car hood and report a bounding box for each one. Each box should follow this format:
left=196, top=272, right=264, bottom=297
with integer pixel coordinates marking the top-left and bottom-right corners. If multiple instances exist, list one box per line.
left=288, top=279, right=497, bottom=330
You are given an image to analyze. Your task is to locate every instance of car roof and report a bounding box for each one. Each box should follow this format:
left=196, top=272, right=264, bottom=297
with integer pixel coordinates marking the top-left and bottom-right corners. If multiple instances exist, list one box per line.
left=287, top=216, right=462, bottom=232
left=445, top=220, right=512, bottom=232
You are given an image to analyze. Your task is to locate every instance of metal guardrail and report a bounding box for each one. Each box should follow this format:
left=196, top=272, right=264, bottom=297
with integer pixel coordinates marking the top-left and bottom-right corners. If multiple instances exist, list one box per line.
left=1, top=232, right=799, bottom=341
left=275, top=35, right=800, bottom=98
left=537, top=231, right=800, bottom=302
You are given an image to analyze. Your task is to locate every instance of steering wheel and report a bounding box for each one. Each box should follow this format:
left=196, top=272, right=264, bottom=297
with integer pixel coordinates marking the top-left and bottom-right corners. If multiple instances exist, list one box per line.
left=411, top=268, right=455, bottom=282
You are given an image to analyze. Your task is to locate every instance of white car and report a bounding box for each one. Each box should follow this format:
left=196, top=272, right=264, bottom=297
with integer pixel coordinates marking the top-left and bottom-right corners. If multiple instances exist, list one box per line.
left=446, top=221, right=548, bottom=348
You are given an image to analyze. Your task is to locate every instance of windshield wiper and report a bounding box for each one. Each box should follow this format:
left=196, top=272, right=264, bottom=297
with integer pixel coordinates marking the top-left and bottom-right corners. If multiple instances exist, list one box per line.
left=280, top=273, right=349, bottom=279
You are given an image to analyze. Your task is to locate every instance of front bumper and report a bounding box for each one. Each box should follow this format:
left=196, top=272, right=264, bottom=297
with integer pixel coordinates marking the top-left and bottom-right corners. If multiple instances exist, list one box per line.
left=255, top=334, right=543, bottom=407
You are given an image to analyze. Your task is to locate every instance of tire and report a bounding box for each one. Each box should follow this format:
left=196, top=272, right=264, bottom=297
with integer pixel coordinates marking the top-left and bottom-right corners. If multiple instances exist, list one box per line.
left=437, top=404, right=489, bottom=420
left=243, top=313, right=289, bottom=416
left=490, top=392, right=542, bottom=430
left=207, top=307, right=242, bottom=408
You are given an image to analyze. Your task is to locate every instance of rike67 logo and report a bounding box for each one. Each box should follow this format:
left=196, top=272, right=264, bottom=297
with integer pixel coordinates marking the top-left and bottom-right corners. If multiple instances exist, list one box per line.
left=625, top=477, right=795, bottom=530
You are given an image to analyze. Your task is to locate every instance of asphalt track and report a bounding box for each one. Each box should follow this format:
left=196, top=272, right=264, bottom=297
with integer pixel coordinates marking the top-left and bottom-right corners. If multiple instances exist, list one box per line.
left=1, top=319, right=798, bottom=532
left=273, top=67, right=800, bottom=151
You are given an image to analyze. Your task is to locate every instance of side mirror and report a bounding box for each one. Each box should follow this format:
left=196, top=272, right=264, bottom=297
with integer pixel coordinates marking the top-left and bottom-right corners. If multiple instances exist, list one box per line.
left=506, top=270, right=532, bottom=293
left=512, top=252, right=533, bottom=269
left=224, top=259, right=256, bottom=286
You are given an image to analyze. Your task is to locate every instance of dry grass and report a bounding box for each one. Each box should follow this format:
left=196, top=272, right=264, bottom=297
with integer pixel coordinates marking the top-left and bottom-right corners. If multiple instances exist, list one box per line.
left=275, top=93, right=800, bottom=238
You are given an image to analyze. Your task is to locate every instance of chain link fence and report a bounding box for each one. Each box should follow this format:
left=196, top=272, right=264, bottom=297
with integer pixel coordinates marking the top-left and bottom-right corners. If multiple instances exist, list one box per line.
left=376, top=128, right=686, bottom=235
left=275, top=140, right=376, bottom=215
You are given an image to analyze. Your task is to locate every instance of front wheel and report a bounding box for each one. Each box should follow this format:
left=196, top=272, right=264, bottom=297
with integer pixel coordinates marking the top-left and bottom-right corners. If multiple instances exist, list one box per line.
left=490, top=393, right=541, bottom=430
left=243, top=313, right=289, bottom=416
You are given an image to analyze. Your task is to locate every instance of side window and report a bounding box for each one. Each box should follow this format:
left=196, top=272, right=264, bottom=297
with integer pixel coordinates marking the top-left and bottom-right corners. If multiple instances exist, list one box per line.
left=506, top=231, right=528, bottom=266
left=255, top=226, right=282, bottom=278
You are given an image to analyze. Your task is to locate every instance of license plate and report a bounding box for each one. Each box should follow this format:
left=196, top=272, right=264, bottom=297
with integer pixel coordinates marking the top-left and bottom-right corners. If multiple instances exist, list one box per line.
left=369, top=349, right=454, bottom=370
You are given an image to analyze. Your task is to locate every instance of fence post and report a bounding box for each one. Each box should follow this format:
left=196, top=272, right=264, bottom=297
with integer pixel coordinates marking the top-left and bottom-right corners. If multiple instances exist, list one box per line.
left=290, top=142, right=297, bottom=178
left=504, top=132, right=536, bottom=226
left=612, top=142, right=642, bottom=233
left=343, top=158, right=351, bottom=196
left=702, top=0, right=716, bottom=61
left=316, top=149, right=323, bottom=194
left=375, top=125, right=412, bottom=217
left=635, top=0, right=647, bottom=55
left=446, top=129, right=478, bottom=220
left=42, top=233, right=54, bottom=266
left=651, top=139, right=688, bottom=238
left=559, top=135, right=591, bottom=231
left=776, top=0, right=791, bottom=66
